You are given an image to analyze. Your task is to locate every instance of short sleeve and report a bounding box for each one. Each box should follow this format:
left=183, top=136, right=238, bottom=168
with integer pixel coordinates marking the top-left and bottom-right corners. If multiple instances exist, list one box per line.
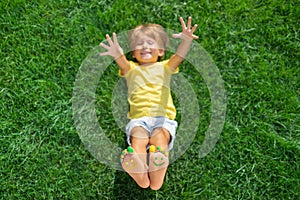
left=118, top=61, right=136, bottom=77
left=162, top=59, right=179, bottom=74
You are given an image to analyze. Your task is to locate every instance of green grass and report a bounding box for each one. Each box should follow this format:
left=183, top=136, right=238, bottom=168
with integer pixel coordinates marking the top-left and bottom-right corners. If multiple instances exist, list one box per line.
left=1, top=0, right=299, bottom=199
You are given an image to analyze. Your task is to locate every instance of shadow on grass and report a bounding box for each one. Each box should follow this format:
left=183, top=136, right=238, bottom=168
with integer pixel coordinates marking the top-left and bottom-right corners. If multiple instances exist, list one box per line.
left=112, top=170, right=157, bottom=199
left=110, top=138, right=157, bottom=199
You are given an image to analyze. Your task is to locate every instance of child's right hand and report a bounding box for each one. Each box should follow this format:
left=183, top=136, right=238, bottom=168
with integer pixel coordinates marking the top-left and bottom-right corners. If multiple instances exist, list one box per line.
left=100, top=33, right=124, bottom=59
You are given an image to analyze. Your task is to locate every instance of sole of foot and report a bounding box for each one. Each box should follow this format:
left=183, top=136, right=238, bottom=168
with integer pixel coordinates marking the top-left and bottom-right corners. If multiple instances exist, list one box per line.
left=120, top=146, right=150, bottom=188
left=148, top=145, right=169, bottom=190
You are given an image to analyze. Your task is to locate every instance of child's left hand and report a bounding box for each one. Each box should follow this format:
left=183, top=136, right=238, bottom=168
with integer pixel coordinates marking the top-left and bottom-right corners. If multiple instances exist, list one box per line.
left=172, top=17, right=198, bottom=41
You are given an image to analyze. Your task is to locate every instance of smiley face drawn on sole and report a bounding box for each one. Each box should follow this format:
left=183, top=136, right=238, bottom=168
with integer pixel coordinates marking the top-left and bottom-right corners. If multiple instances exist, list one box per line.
left=153, top=156, right=166, bottom=167
left=120, top=147, right=139, bottom=171
left=124, top=158, right=137, bottom=171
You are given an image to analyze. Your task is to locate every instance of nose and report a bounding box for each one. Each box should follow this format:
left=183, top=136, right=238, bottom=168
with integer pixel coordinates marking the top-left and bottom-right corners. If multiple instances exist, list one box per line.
left=142, top=43, right=149, bottom=49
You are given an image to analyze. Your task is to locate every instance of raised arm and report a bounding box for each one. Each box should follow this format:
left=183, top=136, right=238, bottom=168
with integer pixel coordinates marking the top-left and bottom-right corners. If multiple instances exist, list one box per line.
left=100, top=33, right=131, bottom=75
left=168, top=17, right=198, bottom=71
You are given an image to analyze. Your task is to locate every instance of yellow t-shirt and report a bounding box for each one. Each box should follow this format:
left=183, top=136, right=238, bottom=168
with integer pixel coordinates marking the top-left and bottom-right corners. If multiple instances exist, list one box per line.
left=120, top=60, right=178, bottom=120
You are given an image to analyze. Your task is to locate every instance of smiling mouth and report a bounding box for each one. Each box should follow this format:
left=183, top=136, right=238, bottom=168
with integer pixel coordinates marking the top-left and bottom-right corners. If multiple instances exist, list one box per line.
left=153, top=161, right=165, bottom=167
left=140, top=52, right=152, bottom=56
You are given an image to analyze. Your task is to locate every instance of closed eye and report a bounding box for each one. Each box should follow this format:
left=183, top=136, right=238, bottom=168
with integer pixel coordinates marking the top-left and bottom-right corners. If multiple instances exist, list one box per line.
left=147, top=40, right=154, bottom=45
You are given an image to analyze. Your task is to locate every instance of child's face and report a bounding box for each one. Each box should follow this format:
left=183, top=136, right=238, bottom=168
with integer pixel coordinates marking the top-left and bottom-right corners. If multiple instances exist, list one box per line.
left=132, top=33, right=164, bottom=65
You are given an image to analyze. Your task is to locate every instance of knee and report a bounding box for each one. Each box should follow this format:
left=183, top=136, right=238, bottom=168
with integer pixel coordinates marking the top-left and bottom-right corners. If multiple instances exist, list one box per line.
left=149, top=128, right=170, bottom=146
left=130, top=127, right=149, bottom=147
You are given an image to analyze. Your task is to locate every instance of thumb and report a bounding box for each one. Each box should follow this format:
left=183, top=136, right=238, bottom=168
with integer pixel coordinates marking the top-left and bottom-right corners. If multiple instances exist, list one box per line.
left=172, top=33, right=182, bottom=38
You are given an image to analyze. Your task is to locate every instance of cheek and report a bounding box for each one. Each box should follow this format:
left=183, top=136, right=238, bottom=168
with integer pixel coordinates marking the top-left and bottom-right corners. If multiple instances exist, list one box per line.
left=134, top=45, right=143, bottom=50
left=150, top=49, right=159, bottom=54
left=132, top=50, right=139, bottom=57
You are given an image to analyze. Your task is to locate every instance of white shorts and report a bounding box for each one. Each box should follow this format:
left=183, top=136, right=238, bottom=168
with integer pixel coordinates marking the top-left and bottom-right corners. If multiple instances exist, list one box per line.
left=125, top=116, right=178, bottom=150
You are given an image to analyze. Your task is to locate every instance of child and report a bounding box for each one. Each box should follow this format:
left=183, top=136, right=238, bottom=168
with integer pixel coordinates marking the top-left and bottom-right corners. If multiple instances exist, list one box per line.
left=100, top=17, right=198, bottom=190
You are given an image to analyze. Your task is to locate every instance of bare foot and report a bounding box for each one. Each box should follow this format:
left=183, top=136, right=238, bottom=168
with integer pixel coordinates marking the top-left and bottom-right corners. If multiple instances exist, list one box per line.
left=120, top=146, right=150, bottom=188
left=148, top=145, right=169, bottom=190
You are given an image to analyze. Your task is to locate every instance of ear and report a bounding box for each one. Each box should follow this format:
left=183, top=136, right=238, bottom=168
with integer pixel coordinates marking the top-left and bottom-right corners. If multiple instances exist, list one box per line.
left=158, top=49, right=165, bottom=57
left=132, top=50, right=137, bottom=58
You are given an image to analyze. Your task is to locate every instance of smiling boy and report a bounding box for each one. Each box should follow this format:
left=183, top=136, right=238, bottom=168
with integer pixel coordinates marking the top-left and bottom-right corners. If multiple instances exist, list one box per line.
left=100, top=17, right=198, bottom=190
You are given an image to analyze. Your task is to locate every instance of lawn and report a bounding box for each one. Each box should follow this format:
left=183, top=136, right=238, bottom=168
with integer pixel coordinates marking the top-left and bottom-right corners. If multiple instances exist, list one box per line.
left=1, top=0, right=299, bottom=199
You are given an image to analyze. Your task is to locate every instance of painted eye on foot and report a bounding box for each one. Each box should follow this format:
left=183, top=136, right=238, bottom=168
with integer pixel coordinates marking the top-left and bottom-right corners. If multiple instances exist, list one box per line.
left=153, top=156, right=165, bottom=167
left=124, top=159, right=137, bottom=170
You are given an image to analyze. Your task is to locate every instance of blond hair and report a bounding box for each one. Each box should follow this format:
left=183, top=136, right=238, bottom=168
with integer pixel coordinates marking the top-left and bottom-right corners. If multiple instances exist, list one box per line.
left=128, top=24, right=169, bottom=51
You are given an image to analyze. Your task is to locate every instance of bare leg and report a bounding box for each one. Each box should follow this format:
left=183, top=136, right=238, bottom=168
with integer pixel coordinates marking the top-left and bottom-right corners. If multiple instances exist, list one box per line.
left=148, top=128, right=170, bottom=190
left=121, top=127, right=150, bottom=188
